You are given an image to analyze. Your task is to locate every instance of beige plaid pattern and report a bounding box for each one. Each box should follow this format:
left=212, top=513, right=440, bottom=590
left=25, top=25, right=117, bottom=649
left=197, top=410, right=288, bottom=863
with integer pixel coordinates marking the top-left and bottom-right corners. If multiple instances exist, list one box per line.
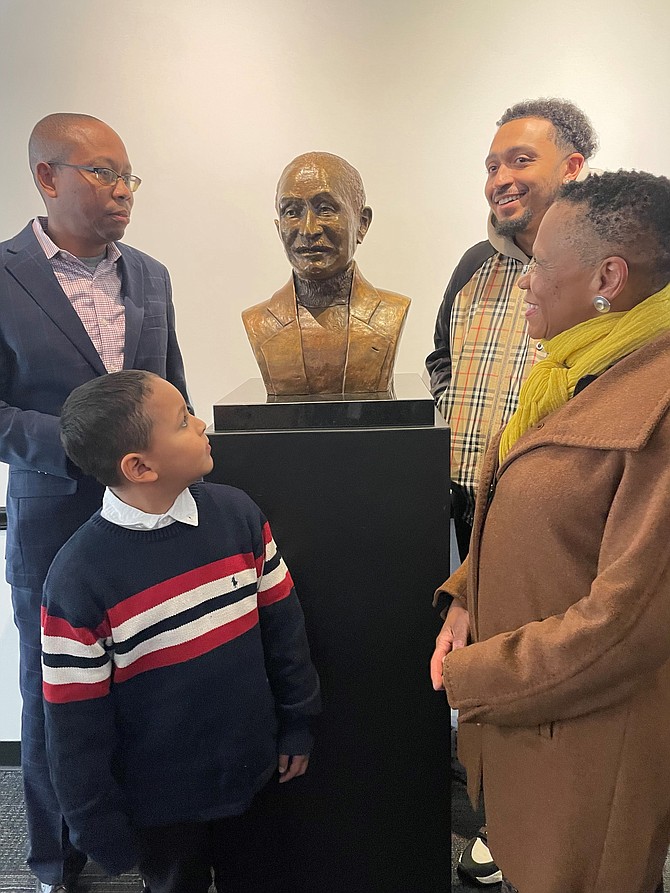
left=33, top=217, right=125, bottom=372
left=437, top=252, right=543, bottom=524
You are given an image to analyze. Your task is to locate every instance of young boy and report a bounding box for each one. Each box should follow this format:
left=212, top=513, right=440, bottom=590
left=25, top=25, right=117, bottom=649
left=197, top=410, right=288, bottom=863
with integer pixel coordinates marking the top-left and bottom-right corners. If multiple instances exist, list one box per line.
left=41, top=371, right=320, bottom=893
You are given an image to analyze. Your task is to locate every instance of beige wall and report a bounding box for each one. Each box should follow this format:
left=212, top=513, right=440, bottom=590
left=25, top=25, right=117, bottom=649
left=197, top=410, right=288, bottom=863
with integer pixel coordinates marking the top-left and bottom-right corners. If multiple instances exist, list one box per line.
left=2, top=0, right=670, bottom=424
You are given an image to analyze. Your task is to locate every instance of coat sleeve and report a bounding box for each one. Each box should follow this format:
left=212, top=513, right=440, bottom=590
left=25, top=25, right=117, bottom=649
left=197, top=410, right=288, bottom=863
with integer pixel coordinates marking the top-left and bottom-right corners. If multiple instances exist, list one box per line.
left=0, top=395, right=69, bottom=476
left=425, top=241, right=495, bottom=406
left=255, top=519, right=321, bottom=755
left=432, top=557, right=469, bottom=614
left=42, top=564, right=140, bottom=875
left=443, top=418, right=670, bottom=726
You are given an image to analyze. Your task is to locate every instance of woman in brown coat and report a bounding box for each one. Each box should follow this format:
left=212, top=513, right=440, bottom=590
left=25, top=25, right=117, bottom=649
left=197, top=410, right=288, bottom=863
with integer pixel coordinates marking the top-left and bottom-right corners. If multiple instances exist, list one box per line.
left=431, top=170, right=670, bottom=893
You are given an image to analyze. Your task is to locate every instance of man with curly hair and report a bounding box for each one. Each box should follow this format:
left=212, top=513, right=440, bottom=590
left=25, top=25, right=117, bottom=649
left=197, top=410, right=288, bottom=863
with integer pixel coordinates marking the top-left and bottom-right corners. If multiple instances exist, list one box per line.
left=426, top=98, right=598, bottom=886
left=427, top=98, right=598, bottom=560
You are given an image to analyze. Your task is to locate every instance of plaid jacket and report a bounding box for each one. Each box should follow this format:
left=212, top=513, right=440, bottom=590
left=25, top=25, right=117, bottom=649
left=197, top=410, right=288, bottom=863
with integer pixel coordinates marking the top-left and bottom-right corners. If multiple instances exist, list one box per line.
left=426, top=223, right=543, bottom=525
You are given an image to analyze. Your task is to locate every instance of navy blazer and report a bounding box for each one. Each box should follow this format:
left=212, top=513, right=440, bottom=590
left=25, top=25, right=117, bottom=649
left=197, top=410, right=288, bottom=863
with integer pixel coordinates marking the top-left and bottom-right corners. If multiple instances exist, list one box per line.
left=0, top=222, right=189, bottom=587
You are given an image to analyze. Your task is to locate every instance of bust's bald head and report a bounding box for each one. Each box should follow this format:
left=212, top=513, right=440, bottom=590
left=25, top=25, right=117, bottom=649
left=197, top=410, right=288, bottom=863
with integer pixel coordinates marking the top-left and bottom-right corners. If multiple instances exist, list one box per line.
left=276, top=152, right=366, bottom=214
left=274, top=151, right=372, bottom=282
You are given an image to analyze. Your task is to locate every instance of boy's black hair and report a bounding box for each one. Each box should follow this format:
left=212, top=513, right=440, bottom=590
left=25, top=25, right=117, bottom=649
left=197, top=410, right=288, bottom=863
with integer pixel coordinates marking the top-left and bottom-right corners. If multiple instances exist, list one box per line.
left=60, top=370, right=157, bottom=487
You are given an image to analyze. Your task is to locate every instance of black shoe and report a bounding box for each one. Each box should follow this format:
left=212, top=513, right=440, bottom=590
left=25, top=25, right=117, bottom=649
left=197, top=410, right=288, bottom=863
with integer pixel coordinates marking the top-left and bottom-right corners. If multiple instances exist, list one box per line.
left=36, top=852, right=85, bottom=893
left=457, top=826, right=503, bottom=886
left=63, top=849, right=87, bottom=886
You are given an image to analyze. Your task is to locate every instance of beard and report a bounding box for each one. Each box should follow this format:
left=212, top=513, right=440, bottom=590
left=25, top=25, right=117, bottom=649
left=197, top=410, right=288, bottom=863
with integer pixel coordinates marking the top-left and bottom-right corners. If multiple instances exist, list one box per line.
left=493, top=207, right=533, bottom=239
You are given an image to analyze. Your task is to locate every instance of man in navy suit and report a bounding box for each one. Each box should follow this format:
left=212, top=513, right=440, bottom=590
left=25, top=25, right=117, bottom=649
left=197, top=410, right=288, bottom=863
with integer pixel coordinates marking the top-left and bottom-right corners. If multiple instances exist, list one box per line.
left=0, top=113, right=189, bottom=892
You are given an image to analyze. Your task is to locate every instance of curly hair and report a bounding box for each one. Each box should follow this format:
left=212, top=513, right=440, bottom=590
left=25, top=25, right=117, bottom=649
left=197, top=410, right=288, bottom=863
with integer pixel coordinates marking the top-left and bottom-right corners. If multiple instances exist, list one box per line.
left=558, top=170, right=670, bottom=292
left=60, top=371, right=157, bottom=487
left=497, top=98, right=598, bottom=160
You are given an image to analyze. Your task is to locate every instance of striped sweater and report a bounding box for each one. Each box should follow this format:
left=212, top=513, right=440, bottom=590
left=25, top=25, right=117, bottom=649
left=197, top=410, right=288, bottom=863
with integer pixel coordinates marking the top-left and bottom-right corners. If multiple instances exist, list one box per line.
left=41, top=481, right=320, bottom=876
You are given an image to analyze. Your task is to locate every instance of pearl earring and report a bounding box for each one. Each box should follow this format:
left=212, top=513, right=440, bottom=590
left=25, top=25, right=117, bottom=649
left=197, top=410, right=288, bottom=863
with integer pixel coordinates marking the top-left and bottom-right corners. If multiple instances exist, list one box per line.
left=593, top=295, right=611, bottom=314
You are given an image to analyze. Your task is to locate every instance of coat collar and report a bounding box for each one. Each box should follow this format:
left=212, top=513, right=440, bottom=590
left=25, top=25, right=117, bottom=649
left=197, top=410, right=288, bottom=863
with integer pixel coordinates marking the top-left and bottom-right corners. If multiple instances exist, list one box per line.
left=259, top=263, right=393, bottom=394
left=502, top=330, right=670, bottom=469
left=269, top=263, right=381, bottom=326
left=117, top=245, right=145, bottom=369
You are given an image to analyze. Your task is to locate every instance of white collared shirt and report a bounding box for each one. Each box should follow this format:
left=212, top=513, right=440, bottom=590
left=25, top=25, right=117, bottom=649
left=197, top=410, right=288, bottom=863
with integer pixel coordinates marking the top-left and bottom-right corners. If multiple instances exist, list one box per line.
left=101, top=487, right=199, bottom=530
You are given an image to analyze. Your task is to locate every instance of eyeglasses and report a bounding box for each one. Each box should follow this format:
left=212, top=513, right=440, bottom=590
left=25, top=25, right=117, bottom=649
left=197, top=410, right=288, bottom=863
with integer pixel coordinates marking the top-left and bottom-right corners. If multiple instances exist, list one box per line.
left=520, top=259, right=537, bottom=276
left=49, top=162, right=142, bottom=192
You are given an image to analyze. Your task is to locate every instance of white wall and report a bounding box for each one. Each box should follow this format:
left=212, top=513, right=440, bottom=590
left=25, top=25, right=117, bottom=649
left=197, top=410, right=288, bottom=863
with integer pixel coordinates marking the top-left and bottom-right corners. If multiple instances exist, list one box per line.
left=1, top=0, right=669, bottom=739
left=0, top=531, right=20, bottom=743
left=2, top=0, right=670, bottom=421
left=0, top=461, right=19, bottom=742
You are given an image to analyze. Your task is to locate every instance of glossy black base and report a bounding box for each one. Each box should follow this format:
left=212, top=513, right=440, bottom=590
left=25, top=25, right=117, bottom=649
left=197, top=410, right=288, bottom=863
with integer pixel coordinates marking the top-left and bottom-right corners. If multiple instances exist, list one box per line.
left=207, top=408, right=451, bottom=892
left=213, top=373, right=436, bottom=431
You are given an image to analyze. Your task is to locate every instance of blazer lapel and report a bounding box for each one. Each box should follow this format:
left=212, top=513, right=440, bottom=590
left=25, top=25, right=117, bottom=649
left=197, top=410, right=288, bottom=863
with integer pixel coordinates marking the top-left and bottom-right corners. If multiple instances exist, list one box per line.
left=5, top=225, right=107, bottom=375
left=344, top=266, right=391, bottom=392
left=261, top=278, right=310, bottom=394
left=117, top=246, right=144, bottom=370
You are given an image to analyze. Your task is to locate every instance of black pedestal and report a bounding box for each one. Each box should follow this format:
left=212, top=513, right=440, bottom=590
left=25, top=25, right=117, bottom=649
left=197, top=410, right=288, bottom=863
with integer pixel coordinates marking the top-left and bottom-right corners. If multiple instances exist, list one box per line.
left=207, top=376, right=451, bottom=892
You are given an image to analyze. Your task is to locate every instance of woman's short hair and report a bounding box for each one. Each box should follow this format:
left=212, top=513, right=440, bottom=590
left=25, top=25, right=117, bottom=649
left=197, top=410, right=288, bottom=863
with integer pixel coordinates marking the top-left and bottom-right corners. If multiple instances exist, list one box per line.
left=559, top=170, right=670, bottom=292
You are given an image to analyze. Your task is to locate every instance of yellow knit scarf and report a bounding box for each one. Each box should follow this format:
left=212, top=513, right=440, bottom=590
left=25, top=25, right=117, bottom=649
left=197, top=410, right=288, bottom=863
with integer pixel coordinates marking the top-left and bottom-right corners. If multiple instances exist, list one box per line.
left=499, top=281, right=670, bottom=462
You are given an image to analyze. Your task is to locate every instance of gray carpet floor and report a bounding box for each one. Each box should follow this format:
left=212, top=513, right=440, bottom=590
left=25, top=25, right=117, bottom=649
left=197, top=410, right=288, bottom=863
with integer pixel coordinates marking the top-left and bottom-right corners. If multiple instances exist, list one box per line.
left=1, top=766, right=668, bottom=892
left=0, top=769, right=142, bottom=892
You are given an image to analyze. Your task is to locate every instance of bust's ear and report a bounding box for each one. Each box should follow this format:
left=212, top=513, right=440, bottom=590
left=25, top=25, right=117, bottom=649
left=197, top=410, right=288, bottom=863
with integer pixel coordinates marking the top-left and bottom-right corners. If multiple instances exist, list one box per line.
left=357, top=207, right=373, bottom=244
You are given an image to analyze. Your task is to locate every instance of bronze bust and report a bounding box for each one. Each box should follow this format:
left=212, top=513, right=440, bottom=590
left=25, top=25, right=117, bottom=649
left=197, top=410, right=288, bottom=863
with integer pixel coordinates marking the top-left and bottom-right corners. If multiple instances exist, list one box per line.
left=242, top=152, right=411, bottom=396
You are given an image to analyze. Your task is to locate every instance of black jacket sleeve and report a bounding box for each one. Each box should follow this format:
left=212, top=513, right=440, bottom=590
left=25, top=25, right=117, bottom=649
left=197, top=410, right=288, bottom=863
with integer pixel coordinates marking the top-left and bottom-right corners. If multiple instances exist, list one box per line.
left=425, top=241, right=496, bottom=402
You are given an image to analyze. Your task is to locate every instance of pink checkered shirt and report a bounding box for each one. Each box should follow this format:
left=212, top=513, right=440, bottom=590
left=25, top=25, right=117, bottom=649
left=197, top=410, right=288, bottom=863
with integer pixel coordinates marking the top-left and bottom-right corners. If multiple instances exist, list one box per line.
left=33, top=217, right=125, bottom=372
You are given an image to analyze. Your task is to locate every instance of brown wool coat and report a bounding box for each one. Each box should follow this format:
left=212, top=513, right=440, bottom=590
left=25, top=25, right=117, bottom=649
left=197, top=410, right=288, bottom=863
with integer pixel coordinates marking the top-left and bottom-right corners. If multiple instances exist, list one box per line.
left=439, top=331, right=670, bottom=893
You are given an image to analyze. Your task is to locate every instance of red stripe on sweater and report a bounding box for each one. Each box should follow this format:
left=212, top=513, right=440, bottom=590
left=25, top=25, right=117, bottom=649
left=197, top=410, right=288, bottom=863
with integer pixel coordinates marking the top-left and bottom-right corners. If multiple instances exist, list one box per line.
left=43, top=677, right=110, bottom=704
left=258, top=570, right=294, bottom=607
left=256, top=522, right=274, bottom=577
left=114, top=607, right=259, bottom=683
left=42, top=609, right=101, bottom=646
left=108, top=553, right=256, bottom=627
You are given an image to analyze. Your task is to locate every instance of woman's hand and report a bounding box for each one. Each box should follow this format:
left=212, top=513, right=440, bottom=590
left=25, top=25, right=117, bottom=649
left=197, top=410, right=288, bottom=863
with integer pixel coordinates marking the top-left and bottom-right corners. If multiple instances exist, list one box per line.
left=430, top=602, right=470, bottom=691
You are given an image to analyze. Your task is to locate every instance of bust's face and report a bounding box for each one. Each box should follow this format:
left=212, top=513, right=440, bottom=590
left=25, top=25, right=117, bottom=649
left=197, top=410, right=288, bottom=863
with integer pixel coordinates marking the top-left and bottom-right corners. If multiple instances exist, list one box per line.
left=275, top=160, right=371, bottom=281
